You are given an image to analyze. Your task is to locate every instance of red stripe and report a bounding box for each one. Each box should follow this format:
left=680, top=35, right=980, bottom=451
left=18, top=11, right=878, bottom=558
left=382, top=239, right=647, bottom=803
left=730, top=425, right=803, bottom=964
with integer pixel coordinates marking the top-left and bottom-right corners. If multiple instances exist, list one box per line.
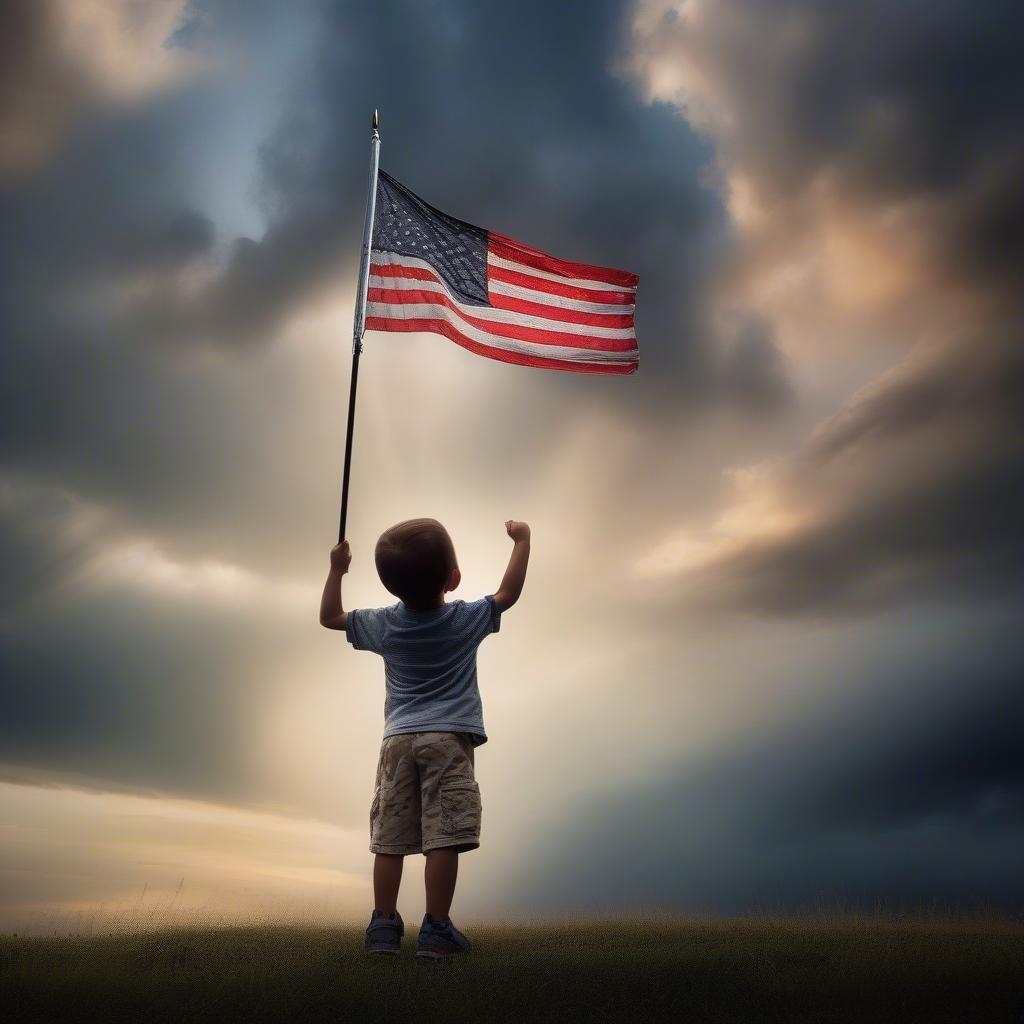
left=365, top=316, right=638, bottom=375
left=367, top=288, right=637, bottom=352
left=488, top=264, right=635, bottom=305
left=490, top=233, right=639, bottom=288
left=370, top=262, right=438, bottom=283
left=371, top=256, right=634, bottom=307
left=487, top=290, right=634, bottom=328
left=372, top=260, right=632, bottom=326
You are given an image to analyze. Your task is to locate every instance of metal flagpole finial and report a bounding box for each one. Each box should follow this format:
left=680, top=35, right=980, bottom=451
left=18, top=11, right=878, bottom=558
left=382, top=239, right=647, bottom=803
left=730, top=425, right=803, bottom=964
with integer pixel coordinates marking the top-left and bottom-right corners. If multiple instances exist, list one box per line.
left=372, top=109, right=379, bottom=132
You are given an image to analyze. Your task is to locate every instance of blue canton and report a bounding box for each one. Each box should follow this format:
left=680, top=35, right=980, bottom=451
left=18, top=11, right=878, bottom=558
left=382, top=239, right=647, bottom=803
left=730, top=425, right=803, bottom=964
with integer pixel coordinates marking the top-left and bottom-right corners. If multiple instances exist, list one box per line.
left=373, top=170, right=489, bottom=306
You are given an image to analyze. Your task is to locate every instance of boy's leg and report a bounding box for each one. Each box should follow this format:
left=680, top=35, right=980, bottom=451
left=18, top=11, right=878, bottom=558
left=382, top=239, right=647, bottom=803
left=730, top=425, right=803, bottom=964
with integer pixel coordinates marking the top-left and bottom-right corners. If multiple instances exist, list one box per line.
left=415, top=732, right=481, bottom=923
left=373, top=853, right=404, bottom=914
left=368, top=734, right=421, bottom=919
left=424, top=848, right=458, bottom=920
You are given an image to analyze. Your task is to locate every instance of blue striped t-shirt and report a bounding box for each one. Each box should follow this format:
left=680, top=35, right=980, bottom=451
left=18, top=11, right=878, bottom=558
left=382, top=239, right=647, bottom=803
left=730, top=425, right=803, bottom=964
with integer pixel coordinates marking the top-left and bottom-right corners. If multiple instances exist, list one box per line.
left=346, top=595, right=501, bottom=746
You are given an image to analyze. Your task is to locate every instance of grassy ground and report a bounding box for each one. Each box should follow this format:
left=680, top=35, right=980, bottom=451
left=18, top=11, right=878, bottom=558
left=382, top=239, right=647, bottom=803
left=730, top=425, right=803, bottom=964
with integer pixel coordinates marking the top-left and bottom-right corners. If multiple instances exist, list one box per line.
left=2, top=913, right=1023, bottom=1023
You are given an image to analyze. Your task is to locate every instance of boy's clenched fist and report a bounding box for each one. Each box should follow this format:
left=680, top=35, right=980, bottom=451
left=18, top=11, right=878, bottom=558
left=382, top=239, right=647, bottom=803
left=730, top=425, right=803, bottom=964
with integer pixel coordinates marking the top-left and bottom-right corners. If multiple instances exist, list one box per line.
left=504, top=520, right=530, bottom=543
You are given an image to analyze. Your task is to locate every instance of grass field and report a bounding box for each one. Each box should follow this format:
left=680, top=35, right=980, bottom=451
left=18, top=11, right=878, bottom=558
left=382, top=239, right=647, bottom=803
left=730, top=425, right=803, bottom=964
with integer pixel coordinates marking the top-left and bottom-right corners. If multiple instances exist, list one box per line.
left=3, top=913, right=1023, bottom=1023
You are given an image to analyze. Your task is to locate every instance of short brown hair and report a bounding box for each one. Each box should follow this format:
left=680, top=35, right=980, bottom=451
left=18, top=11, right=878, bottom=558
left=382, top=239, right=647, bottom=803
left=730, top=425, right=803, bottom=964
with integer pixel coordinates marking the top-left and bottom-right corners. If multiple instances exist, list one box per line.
left=374, top=518, right=457, bottom=607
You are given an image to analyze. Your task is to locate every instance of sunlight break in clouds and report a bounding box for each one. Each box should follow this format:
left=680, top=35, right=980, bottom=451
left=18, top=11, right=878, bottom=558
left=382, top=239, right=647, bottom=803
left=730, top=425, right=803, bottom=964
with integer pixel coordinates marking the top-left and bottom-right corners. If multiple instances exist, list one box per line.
left=0, top=778, right=369, bottom=935
left=632, top=461, right=809, bottom=579
left=80, top=537, right=318, bottom=615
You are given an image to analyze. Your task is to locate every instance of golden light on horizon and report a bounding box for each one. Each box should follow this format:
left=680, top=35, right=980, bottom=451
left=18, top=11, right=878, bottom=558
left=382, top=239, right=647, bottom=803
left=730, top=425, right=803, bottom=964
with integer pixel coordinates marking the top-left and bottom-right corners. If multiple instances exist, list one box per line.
left=0, top=779, right=370, bottom=935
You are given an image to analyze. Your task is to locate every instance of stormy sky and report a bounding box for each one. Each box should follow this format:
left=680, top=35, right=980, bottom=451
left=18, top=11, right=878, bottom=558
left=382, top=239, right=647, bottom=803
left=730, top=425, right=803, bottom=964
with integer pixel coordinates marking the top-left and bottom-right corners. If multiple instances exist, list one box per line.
left=2, top=0, right=1022, bottom=929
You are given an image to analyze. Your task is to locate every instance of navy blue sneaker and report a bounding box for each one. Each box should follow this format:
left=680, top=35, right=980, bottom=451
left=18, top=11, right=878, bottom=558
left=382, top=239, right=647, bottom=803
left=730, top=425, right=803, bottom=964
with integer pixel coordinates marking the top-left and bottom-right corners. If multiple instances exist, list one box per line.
left=416, top=913, right=472, bottom=960
left=364, top=909, right=404, bottom=954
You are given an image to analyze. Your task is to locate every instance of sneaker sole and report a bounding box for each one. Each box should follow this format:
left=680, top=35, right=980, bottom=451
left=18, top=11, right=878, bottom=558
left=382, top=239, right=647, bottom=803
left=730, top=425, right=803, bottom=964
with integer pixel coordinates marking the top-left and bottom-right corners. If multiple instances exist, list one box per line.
left=366, top=946, right=401, bottom=954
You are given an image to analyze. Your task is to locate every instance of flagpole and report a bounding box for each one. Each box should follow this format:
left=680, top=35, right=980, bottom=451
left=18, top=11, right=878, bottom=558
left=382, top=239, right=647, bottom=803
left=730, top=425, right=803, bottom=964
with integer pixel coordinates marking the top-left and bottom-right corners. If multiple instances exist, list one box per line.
left=338, top=109, right=380, bottom=543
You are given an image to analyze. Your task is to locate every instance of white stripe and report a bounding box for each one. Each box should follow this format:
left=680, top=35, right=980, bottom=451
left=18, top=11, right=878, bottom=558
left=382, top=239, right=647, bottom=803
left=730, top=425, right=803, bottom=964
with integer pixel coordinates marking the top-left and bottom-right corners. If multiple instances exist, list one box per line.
left=488, top=251, right=636, bottom=293
left=370, top=250, right=635, bottom=315
left=368, top=274, right=635, bottom=339
left=366, top=301, right=638, bottom=364
left=487, top=279, right=634, bottom=315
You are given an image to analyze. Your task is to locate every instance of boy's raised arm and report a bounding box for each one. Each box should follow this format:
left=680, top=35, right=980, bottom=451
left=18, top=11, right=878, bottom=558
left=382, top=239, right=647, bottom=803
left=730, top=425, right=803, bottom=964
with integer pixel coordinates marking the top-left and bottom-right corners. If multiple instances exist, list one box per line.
left=493, top=520, right=531, bottom=613
left=319, top=541, right=352, bottom=630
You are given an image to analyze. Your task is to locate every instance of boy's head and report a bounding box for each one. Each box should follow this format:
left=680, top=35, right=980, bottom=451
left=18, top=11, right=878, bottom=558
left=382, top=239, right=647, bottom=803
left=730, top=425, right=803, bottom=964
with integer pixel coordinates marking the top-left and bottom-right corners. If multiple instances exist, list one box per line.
left=374, top=518, right=461, bottom=609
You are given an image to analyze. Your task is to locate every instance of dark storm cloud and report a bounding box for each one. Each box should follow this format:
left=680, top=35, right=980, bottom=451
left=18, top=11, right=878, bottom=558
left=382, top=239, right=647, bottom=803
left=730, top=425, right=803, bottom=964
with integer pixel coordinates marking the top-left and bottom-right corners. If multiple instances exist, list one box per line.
left=667, top=344, right=1024, bottom=620
left=0, top=0, right=86, bottom=177
left=0, top=474, right=303, bottom=804
left=635, top=0, right=1024, bottom=616
left=782, top=662, right=1024, bottom=837
left=0, top=0, right=743, bottom=812
left=805, top=331, right=1024, bottom=463
left=128, top=0, right=790, bottom=411
left=647, top=0, right=1024, bottom=238
left=0, top=76, right=227, bottom=536
left=512, top=613, right=1024, bottom=914
left=558, top=2, right=1024, bottom=917
left=0, top=475, right=115, bottom=627
left=0, top=62, right=217, bottom=298
left=688, top=331, right=1024, bottom=616
left=0, top=0, right=793, bottom=607
left=704, top=443, right=1024, bottom=617
left=633, top=0, right=1024, bottom=307
left=717, top=313, right=791, bottom=415
left=0, top=0, right=788, bottom=546
left=0, top=3, right=327, bottom=803
left=0, top=590, right=289, bottom=801
left=0, top=1, right=207, bottom=183
left=0, top=2, right=340, bottom=579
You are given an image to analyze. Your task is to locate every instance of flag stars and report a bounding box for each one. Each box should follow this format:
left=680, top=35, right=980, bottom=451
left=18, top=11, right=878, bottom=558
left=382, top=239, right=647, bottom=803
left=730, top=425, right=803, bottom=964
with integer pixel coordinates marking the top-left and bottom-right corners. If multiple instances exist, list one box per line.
left=371, top=171, right=489, bottom=305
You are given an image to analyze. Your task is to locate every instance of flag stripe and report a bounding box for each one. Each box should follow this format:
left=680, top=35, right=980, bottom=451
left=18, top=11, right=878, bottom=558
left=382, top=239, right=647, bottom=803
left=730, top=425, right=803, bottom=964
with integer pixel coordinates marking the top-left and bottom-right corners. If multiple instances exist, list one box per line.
left=488, top=277, right=634, bottom=314
left=368, top=275, right=635, bottom=335
left=489, top=232, right=638, bottom=288
left=365, top=315, right=638, bottom=374
left=488, top=264, right=635, bottom=305
left=366, top=298, right=638, bottom=354
left=370, top=252, right=635, bottom=314
left=369, top=260, right=443, bottom=285
left=486, top=251, right=636, bottom=293
left=486, top=289, right=634, bottom=328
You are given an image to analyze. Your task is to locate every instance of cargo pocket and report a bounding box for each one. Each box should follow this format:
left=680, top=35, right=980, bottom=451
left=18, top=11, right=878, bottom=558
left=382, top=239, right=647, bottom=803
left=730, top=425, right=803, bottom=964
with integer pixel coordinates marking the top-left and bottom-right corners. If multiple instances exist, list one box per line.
left=439, top=779, right=481, bottom=835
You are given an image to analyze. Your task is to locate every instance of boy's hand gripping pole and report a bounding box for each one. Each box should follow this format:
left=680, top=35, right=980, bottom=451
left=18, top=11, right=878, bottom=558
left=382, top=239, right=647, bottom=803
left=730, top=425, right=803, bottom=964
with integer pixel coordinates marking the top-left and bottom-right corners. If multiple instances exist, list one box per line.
left=338, top=109, right=380, bottom=544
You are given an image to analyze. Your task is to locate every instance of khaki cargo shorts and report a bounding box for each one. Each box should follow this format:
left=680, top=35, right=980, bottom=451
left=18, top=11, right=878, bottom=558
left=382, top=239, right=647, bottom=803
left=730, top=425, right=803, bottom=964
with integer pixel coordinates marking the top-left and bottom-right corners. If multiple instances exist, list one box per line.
left=369, top=731, right=482, bottom=855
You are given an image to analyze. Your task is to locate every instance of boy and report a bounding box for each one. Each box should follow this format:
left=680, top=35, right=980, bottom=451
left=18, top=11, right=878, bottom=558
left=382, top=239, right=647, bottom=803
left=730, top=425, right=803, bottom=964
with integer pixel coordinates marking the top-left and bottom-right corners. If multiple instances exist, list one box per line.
left=319, top=517, right=531, bottom=959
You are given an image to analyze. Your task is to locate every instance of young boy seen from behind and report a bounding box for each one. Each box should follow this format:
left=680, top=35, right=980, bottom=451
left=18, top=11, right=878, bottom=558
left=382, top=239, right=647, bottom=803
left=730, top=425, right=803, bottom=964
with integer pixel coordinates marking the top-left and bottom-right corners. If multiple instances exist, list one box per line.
left=319, top=517, right=530, bottom=959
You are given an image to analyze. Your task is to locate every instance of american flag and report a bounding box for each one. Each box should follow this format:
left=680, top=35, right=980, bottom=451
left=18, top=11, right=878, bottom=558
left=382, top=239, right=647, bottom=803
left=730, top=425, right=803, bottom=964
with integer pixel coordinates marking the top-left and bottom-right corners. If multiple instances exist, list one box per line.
left=366, top=171, right=639, bottom=374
